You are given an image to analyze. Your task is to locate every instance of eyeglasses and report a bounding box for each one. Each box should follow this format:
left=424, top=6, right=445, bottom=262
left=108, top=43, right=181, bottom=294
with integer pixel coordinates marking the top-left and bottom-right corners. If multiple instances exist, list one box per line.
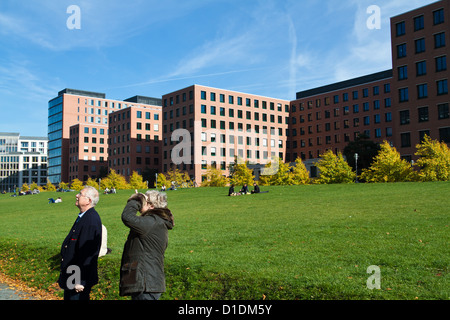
left=77, top=192, right=90, bottom=199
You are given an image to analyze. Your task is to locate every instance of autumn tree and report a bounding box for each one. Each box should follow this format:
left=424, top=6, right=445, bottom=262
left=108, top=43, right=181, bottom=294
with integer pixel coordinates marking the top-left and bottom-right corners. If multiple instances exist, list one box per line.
left=71, top=178, right=84, bottom=191
left=316, top=150, right=356, bottom=184
left=59, top=181, right=69, bottom=190
left=360, top=141, right=414, bottom=182
left=229, top=161, right=255, bottom=186
left=45, top=180, right=56, bottom=192
left=85, top=177, right=99, bottom=189
left=259, top=157, right=293, bottom=185
left=129, top=171, right=148, bottom=189
left=414, top=135, right=450, bottom=181
left=201, top=165, right=229, bottom=187
left=100, top=169, right=129, bottom=190
left=156, top=173, right=170, bottom=189
left=291, top=157, right=310, bottom=185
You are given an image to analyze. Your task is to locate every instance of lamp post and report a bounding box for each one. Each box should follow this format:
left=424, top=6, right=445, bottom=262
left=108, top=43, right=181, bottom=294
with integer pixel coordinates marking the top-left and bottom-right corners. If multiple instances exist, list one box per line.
left=354, top=153, right=359, bottom=183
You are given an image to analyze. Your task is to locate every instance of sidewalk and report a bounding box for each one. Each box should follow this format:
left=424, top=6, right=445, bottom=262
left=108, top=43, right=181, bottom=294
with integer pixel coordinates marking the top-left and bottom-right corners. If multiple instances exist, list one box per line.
left=0, top=282, right=33, bottom=300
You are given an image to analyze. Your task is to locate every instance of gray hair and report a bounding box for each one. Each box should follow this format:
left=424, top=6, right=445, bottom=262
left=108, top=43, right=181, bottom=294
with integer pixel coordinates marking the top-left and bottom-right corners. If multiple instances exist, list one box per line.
left=145, top=190, right=167, bottom=209
left=83, top=186, right=99, bottom=207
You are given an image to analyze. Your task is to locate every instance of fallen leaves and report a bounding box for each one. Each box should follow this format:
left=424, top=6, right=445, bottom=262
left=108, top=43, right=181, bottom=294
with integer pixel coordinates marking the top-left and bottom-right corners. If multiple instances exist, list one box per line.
left=0, top=271, right=61, bottom=300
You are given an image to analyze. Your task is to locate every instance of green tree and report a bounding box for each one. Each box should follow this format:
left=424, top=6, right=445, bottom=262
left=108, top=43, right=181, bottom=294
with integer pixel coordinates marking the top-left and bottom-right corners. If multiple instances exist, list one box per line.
left=360, top=141, right=414, bottom=182
left=316, top=150, right=356, bottom=184
left=201, top=165, right=229, bottom=187
left=229, top=161, right=255, bottom=186
left=291, top=157, right=310, bottom=185
left=414, top=135, right=450, bottom=181
left=129, top=171, right=148, bottom=189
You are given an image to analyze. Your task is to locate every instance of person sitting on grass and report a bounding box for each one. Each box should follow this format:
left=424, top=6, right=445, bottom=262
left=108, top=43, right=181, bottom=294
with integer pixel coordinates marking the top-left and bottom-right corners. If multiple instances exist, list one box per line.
left=251, top=183, right=260, bottom=194
left=240, top=183, right=249, bottom=194
left=228, top=184, right=237, bottom=196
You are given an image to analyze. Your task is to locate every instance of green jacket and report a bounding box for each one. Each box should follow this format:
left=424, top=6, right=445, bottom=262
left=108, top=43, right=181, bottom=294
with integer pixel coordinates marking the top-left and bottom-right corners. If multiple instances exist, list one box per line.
left=119, top=199, right=174, bottom=296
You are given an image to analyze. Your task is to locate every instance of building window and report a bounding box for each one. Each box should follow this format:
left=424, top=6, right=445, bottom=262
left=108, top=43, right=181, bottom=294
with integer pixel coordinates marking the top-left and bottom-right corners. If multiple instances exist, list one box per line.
left=439, top=127, right=450, bottom=143
left=397, top=43, right=406, bottom=58
left=436, top=56, right=447, bottom=72
left=398, top=87, right=408, bottom=102
left=434, top=32, right=446, bottom=48
left=201, top=91, right=206, bottom=100
left=418, top=107, right=429, bottom=122
left=398, top=65, right=407, bottom=80
left=414, top=15, right=424, bottom=31
left=401, top=132, right=411, bottom=147
left=400, top=110, right=410, bottom=125
left=433, top=8, right=444, bottom=25
left=417, top=83, right=428, bottom=99
left=415, top=38, right=425, bottom=53
left=396, top=21, right=405, bottom=36
left=438, top=103, right=449, bottom=119
left=416, top=61, right=426, bottom=76
left=437, top=79, right=448, bottom=95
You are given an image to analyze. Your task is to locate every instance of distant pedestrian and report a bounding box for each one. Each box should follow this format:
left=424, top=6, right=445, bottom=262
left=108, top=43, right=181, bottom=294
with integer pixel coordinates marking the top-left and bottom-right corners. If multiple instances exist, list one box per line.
left=120, top=190, right=174, bottom=300
left=58, top=186, right=102, bottom=300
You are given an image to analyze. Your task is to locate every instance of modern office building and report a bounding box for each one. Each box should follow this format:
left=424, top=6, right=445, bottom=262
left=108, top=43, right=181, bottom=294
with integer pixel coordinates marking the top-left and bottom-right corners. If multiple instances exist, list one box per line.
left=48, top=1, right=450, bottom=185
left=161, top=85, right=290, bottom=183
left=48, top=89, right=161, bottom=184
left=288, top=70, right=394, bottom=166
left=390, top=0, right=450, bottom=160
left=0, top=132, right=48, bottom=192
left=107, top=103, right=162, bottom=185
left=68, top=123, right=109, bottom=182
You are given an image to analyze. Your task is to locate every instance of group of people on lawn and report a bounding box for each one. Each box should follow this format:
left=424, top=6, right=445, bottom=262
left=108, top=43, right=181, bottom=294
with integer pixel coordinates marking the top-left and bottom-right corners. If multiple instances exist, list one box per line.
left=228, top=182, right=261, bottom=196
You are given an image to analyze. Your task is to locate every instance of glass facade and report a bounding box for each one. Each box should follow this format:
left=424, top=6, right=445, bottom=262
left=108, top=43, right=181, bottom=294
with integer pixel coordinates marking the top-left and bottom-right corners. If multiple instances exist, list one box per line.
left=48, top=96, right=63, bottom=183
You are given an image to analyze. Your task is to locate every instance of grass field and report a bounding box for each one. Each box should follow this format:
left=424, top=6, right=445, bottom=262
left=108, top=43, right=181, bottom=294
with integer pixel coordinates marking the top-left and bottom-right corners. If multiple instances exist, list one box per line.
left=0, top=182, right=448, bottom=300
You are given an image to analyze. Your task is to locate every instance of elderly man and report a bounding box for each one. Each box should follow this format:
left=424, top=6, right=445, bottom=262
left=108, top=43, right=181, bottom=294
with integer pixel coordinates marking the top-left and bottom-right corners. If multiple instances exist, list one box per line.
left=58, top=186, right=102, bottom=300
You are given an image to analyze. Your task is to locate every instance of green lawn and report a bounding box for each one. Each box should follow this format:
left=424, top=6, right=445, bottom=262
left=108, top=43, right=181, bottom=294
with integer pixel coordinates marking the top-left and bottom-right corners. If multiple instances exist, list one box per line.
left=0, top=182, right=448, bottom=300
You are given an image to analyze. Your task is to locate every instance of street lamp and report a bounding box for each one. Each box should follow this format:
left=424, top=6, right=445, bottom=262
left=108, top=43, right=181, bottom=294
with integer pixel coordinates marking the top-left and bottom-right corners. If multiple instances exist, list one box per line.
left=354, top=153, right=359, bottom=183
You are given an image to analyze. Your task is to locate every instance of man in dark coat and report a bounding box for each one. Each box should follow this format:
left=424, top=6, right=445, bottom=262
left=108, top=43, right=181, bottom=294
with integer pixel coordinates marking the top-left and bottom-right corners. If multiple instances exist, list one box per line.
left=58, top=186, right=102, bottom=300
left=120, top=191, right=174, bottom=300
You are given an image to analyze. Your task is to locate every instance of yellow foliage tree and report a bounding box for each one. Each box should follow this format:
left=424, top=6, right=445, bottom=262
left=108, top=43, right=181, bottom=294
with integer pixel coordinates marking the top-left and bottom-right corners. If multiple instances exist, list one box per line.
left=100, top=169, right=129, bottom=190
left=85, top=177, right=99, bottom=189
left=129, top=171, right=148, bottom=189
left=291, top=157, right=310, bottom=185
left=45, top=180, right=56, bottom=192
left=414, top=135, right=450, bottom=181
left=316, top=150, right=356, bottom=184
left=71, top=178, right=84, bottom=191
left=360, top=141, right=414, bottom=182
left=229, top=161, right=255, bottom=186
left=201, top=165, right=229, bottom=187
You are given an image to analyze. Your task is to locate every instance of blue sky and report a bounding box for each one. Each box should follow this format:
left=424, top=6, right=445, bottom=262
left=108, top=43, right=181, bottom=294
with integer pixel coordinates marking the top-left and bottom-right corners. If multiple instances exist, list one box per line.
left=0, top=0, right=437, bottom=137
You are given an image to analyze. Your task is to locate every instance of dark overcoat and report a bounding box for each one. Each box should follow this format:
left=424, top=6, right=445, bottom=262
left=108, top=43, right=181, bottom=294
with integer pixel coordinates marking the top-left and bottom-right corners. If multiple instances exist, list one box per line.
left=58, top=207, right=102, bottom=290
